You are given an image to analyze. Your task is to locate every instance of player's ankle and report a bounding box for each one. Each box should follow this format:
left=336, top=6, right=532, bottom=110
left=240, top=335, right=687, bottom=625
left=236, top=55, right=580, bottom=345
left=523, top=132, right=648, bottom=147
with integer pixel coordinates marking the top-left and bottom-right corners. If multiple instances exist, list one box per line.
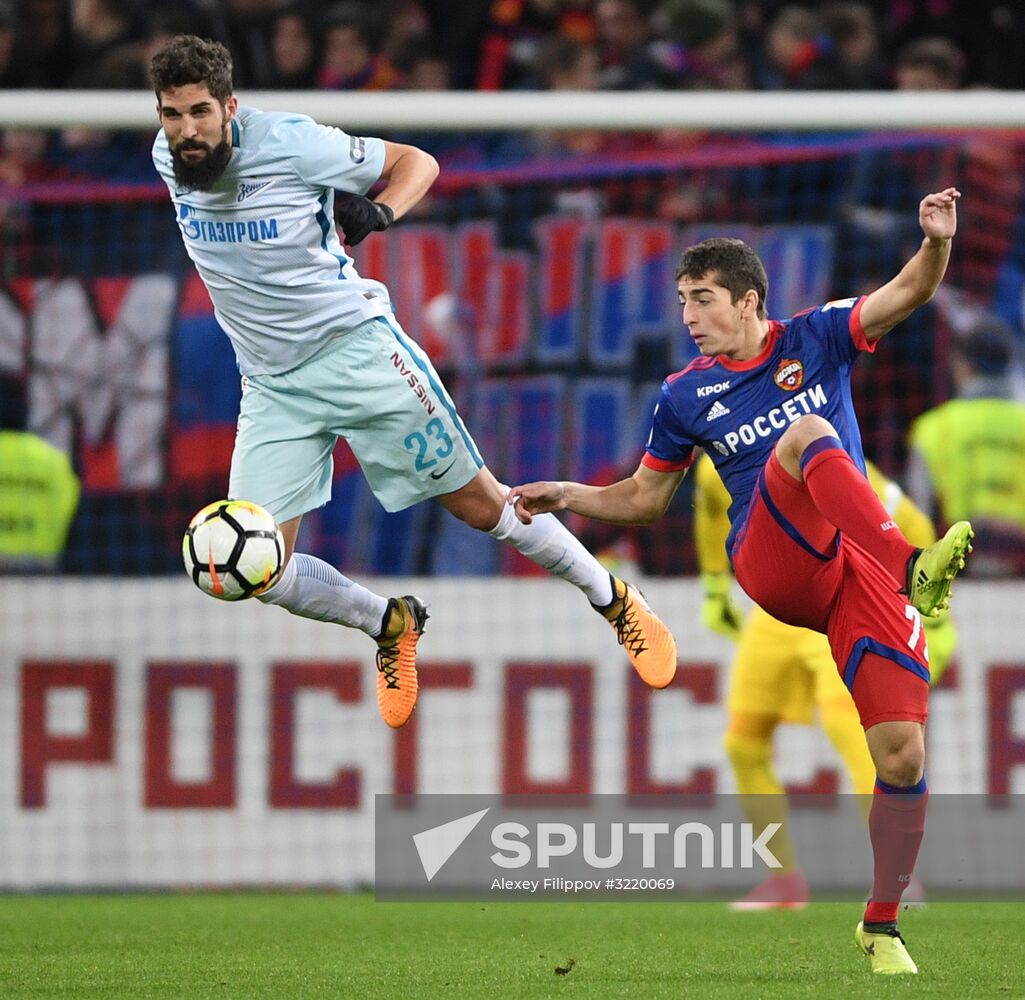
left=592, top=573, right=625, bottom=618
left=863, top=920, right=899, bottom=935
left=377, top=598, right=402, bottom=641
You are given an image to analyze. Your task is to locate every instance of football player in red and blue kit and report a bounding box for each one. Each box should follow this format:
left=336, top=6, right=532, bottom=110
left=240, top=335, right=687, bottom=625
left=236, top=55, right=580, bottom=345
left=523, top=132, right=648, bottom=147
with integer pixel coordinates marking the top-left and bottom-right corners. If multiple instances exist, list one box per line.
left=508, top=188, right=973, bottom=976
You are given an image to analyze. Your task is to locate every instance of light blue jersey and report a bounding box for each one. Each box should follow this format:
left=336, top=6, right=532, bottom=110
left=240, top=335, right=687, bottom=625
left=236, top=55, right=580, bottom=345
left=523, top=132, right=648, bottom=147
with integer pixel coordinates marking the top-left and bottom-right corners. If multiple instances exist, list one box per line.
left=153, top=106, right=390, bottom=375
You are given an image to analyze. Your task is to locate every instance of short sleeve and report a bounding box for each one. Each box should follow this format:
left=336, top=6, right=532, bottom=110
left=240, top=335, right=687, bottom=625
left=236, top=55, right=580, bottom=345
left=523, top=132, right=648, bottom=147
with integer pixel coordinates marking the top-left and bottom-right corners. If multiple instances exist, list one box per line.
left=807, top=296, right=875, bottom=368
left=641, top=382, right=696, bottom=473
left=279, top=118, right=387, bottom=194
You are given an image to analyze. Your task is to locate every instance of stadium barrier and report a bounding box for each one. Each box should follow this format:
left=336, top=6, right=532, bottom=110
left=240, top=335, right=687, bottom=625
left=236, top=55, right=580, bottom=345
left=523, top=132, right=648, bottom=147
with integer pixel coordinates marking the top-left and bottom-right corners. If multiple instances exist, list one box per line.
left=1, top=578, right=1022, bottom=889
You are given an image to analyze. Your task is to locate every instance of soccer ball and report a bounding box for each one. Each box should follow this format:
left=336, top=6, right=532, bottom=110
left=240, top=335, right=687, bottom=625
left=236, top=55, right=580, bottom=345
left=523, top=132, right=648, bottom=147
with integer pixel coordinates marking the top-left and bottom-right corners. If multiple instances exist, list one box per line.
left=183, top=499, right=284, bottom=601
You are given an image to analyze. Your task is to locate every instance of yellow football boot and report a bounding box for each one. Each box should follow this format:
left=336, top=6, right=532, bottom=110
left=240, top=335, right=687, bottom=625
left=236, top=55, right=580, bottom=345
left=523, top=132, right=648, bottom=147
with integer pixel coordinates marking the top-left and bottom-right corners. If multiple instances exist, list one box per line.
left=855, top=921, right=918, bottom=975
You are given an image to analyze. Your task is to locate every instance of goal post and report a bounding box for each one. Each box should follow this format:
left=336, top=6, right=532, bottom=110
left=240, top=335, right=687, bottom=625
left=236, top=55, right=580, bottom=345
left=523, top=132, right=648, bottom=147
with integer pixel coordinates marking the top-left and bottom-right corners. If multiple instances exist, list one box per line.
left=1, top=88, right=1024, bottom=130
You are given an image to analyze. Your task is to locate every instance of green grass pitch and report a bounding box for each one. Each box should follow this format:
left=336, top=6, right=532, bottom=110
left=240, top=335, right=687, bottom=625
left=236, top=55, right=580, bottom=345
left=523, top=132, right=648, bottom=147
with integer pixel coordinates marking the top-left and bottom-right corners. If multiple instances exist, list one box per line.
left=1, top=894, right=1021, bottom=999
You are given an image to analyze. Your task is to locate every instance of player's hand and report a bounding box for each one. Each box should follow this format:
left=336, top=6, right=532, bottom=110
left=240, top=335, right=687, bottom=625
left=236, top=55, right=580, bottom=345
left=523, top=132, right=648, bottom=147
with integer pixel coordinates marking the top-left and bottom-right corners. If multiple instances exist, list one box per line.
left=700, top=572, right=743, bottom=641
left=335, top=195, right=394, bottom=245
left=919, top=187, right=959, bottom=242
left=506, top=482, right=566, bottom=525
left=924, top=608, right=958, bottom=685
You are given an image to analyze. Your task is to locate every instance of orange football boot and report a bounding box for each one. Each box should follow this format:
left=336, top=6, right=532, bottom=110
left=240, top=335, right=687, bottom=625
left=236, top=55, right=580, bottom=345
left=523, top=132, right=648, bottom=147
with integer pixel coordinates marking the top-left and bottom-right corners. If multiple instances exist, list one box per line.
left=375, top=596, right=429, bottom=728
left=599, top=576, right=677, bottom=689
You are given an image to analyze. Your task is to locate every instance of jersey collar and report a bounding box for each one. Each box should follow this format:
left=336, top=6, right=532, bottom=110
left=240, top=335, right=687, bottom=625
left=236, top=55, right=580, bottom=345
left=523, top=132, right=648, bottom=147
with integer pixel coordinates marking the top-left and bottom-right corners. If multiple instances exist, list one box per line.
left=715, top=320, right=784, bottom=371
left=230, top=117, right=240, bottom=148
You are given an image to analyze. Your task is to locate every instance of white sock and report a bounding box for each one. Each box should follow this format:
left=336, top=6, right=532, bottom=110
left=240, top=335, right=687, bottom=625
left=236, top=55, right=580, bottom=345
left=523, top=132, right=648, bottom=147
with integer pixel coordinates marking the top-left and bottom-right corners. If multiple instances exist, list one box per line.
left=257, top=553, right=390, bottom=635
left=489, top=502, right=614, bottom=606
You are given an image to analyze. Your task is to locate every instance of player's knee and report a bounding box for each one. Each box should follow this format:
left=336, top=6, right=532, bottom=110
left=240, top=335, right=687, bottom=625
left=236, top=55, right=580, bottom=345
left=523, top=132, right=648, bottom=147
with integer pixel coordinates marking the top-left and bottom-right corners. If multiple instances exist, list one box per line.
left=776, top=414, right=838, bottom=470
left=874, top=743, right=925, bottom=787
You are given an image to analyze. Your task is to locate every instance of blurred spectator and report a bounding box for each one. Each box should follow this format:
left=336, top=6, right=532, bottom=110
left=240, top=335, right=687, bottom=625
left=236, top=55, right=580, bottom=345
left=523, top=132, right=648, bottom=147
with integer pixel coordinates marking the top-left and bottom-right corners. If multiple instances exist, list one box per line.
left=908, top=319, right=1025, bottom=576
left=16, top=0, right=74, bottom=88
left=268, top=5, right=320, bottom=88
left=0, top=376, right=81, bottom=572
left=412, top=0, right=490, bottom=89
left=756, top=5, right=838, bottom=89
left=318, top=3, right=398, bottom=90
left=378, top=0, right=431, bottom=66
left=893, top=36, right=964, bottom=91
left=475, top=0, right=596, bottom=91
left=818, top=2, right=887, bottom=89
left=594, top=0, right=675, bottom=90
left=67, top=0, right=141, bottom=88
left=392, top=37, right=452, bottom=90
left=531, top=34, right=601, bottom=90
left=76, top=7, right=209, bottom=89
left=208, top=0, right=281, bottom=88
left=661, top=0, right=751, bottom=90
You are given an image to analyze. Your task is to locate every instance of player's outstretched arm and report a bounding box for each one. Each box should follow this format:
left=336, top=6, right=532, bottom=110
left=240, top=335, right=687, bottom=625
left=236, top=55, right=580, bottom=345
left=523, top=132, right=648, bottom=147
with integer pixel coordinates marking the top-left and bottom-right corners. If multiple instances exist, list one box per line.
left=858, top=187, right=959, bottom=342
left=375, top=141, right=439, bottom=220
left=335, top=141, right=439, bottom=246
left=507, top=464, right=686, bottom=526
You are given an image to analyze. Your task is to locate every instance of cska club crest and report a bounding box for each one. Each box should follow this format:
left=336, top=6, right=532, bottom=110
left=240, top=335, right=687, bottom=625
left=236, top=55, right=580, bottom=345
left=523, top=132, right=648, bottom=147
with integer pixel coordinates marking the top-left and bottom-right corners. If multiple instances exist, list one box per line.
left=774, top=358, right=804, bottom=391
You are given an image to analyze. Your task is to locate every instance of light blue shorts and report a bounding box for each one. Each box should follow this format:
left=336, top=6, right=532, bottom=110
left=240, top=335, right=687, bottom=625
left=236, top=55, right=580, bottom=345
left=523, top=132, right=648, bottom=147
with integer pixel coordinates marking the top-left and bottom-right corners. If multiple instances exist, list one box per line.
left=229, top=316, right=483, bottom=522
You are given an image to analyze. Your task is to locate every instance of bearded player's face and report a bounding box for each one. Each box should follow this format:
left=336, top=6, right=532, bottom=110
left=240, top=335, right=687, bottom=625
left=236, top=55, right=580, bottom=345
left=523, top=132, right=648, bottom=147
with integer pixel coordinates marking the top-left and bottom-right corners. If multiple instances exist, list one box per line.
left=158, top=84, right=239, bottom=191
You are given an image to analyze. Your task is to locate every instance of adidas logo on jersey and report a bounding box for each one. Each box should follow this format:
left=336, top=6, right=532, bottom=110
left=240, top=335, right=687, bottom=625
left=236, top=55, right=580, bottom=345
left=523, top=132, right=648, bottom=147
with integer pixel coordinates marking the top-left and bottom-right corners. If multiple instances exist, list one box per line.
left=706, top=400, right=731, bottom=421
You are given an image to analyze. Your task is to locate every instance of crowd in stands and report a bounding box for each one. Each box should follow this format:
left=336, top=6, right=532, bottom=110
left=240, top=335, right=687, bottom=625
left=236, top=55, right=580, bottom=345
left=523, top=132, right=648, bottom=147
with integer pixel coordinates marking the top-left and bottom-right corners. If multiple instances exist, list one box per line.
left=1, top=0, right=1022, bottom=94
left=0, top=0, right=1019, bottom=184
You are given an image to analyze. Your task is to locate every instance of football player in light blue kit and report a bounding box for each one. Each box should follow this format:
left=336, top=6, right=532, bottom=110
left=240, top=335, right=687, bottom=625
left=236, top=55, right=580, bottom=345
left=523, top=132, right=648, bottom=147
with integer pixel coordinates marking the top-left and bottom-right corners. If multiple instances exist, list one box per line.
left=150, top=35, right=677, bottom=729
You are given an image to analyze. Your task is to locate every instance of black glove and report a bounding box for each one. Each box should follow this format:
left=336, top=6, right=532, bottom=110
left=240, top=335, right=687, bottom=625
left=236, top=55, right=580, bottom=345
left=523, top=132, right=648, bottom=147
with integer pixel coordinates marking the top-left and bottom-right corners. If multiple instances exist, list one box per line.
left=334, top=195, right=394, bottom=246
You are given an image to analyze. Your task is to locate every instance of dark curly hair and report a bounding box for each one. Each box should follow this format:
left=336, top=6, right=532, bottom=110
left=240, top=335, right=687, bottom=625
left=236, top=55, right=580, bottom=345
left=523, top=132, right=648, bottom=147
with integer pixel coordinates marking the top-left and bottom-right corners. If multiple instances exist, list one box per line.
left=675, top=238, right=769, bottom=319
left=150, top=35, right=234, bottom=103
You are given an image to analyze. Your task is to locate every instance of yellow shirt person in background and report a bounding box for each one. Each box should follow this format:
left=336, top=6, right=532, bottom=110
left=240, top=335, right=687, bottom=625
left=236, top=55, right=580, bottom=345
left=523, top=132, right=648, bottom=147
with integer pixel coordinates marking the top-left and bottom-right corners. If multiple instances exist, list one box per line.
left=908, top=321, right=1025, bottom=576
left=0, top=377, right=80, bottom=570
left=694, top=451, right=956, bottom=909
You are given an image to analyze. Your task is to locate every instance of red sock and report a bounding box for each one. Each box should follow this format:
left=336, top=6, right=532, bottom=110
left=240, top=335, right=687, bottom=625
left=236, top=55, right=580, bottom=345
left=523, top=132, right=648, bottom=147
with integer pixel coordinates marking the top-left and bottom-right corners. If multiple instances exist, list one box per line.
left=800, top=438, right=916, bottom=587
left=864, top=776, right=928, bottom=925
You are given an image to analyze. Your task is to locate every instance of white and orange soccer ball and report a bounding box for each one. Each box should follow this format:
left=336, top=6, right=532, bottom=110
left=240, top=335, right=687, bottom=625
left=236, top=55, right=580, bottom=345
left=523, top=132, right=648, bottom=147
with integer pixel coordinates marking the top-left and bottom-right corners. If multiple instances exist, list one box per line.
left=182, top=499, right=284, bottom=601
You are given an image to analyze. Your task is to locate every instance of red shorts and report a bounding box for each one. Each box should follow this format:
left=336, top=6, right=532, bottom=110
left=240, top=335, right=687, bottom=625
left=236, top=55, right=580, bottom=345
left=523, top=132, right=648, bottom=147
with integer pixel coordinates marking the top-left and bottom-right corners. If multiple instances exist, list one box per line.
left=731, top=452, right=929, bottom=729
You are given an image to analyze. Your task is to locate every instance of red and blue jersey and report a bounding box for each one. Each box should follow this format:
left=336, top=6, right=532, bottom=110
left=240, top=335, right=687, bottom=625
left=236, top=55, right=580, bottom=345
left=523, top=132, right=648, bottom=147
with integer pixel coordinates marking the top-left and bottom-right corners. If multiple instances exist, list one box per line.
left=643, top=296, right=877, bottom=556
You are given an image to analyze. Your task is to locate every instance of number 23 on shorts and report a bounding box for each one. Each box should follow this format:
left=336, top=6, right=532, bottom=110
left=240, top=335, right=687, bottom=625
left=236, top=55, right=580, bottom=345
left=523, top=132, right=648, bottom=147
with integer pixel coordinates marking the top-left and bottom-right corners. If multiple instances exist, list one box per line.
left=404, top=417, right=454, bottom=473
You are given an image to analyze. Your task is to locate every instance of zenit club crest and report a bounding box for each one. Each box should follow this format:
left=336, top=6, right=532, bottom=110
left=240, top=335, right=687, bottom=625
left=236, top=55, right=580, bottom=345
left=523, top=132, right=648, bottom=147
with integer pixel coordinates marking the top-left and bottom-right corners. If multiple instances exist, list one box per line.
left=774, top=358, right=804, bottom=391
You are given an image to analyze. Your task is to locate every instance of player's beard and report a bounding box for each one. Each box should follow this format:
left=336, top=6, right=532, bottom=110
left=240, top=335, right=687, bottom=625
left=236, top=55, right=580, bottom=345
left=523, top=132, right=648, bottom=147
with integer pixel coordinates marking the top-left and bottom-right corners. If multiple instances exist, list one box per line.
left=171, top=133, right=232, bottom=192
